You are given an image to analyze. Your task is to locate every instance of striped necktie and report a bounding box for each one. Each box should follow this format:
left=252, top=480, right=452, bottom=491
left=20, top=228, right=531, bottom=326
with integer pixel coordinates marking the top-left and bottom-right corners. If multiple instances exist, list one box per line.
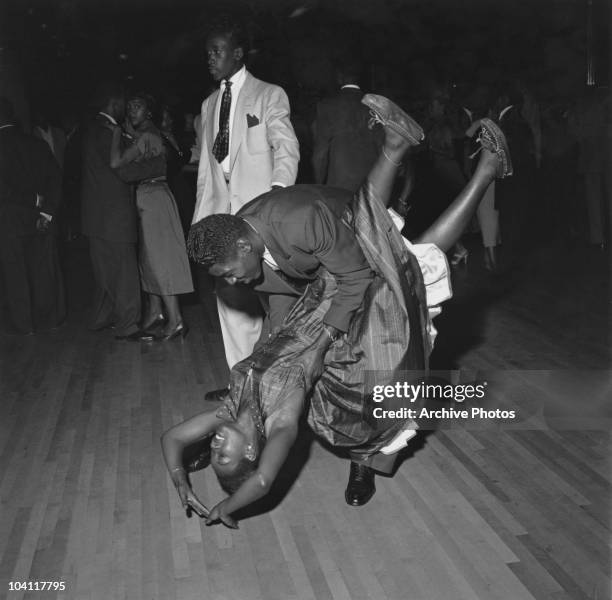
left=212, top=80, right=232, bottom=162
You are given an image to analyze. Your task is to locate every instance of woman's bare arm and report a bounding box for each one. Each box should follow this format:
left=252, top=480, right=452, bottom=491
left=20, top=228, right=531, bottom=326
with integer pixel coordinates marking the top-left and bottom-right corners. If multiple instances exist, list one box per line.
left=414, top=150, right=496, bottom=252
left=161, top=407, right=224, bottom=473
left=161, top=408, right=225, bottom=517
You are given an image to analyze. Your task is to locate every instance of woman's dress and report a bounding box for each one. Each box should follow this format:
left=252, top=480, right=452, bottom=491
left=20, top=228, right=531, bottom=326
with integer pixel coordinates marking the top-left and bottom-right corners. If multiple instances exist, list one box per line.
left=119, top=127, right=193, bottom=295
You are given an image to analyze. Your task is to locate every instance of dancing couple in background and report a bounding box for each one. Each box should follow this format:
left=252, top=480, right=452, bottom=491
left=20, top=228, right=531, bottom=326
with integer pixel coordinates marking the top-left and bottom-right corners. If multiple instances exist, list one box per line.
left=82, top=83, right=193, bottom=342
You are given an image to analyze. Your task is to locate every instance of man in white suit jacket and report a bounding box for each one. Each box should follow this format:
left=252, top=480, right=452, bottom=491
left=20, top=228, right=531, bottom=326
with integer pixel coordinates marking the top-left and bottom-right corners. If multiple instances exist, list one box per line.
left=193, top=17, right=299, bottom=373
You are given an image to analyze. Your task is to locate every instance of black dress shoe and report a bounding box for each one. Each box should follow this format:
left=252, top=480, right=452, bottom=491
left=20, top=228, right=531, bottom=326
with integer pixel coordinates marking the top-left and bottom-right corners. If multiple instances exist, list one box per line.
left=345, top=462, right=376, bottom=506
left=204, top=387, right=229, bottom=402
left=114, top=330, right=155, bottom=342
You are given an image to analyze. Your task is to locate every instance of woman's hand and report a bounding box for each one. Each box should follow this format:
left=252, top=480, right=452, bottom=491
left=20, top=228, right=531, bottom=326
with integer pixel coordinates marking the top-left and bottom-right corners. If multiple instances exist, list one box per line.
left=123, top=119, right=137, bottom=137
left=205, top=499, right=239, bottom=529
left=173, top=474, right=209, bottom=518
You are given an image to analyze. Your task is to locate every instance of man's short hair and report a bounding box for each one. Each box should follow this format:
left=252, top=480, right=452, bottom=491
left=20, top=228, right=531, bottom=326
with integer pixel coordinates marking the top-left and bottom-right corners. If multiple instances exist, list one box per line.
left=187, top=214, right=250, bottom=267
left=207, top=15, right=249, bottom=54
left=90, top=80, right=125, bottom=111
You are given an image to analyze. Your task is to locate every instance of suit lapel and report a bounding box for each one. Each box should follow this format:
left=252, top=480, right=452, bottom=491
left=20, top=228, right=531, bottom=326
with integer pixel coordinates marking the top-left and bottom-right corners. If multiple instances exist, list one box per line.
left=230, top=72, right=254, bottom=172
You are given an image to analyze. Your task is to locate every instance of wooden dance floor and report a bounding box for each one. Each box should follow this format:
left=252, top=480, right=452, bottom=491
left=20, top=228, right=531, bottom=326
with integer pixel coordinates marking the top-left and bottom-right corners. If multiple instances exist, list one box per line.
left=1, top=240, right=610, bottom=600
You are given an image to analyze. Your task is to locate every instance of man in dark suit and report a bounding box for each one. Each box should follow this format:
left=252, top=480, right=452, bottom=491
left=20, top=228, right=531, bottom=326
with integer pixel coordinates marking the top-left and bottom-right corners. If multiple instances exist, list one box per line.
left=81, top=83, right=151, bottom=341
left=0, top=97, right=66, bottom=334
left=312, top=60, right=381, bottom=192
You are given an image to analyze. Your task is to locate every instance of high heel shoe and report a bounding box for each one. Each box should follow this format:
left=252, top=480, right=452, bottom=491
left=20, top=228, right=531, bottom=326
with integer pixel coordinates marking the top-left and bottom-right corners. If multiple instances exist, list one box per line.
left=450, top=248, right=469, bottom=266
left=141, top=313, right=166, bottom=333
left=158, top=322, right=189, bottom=341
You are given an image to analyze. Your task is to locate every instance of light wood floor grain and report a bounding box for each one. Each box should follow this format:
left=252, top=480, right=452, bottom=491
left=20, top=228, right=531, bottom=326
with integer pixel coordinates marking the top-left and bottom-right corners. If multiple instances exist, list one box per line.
left=0, top=241, right=610, bottom=600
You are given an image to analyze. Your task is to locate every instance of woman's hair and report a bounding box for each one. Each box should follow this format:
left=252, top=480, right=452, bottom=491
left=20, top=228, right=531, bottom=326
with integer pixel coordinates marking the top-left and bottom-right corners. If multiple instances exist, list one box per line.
left=214, top=455, right=259, bottom=494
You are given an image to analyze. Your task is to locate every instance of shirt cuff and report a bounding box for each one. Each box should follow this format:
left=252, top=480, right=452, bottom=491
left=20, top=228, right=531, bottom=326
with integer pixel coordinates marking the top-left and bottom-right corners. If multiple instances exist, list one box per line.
left=270, top=182, right=286, bottom=188
left=39, top=212, right=53, bottom=222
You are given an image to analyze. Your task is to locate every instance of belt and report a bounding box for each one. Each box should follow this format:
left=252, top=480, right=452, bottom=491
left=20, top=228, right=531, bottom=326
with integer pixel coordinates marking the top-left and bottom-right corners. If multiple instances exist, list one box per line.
left=139, top=176, right=166, bottom=185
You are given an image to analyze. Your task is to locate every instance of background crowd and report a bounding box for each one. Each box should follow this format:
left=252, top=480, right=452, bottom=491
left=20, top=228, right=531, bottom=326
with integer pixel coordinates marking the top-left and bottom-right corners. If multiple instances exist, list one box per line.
left=0, top=0, right=610, bottom=337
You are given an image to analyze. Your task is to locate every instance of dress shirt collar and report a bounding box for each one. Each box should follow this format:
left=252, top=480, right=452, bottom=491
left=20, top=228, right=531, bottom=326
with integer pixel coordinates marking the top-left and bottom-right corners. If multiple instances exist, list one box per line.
left=98, top=111, right=118, bottom=125
left=223, top=65, right=246, bottom=92
left=341, top=84, right=361, bottom=90
left=243, top=217, right=279, bottom=270
left=0, top=123, right=16, bottom=131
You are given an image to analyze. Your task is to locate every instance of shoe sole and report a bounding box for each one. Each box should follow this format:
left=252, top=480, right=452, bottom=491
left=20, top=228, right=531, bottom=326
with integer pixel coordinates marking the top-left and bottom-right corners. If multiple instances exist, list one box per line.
left=361, top=94, right=424, bottom=145
left=480, top=118, right=513, bottom=178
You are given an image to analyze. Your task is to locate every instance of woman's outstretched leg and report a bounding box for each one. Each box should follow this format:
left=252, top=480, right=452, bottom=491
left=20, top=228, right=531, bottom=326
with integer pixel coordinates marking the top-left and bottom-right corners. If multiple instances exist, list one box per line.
left=361, top=95, right=424, bottom=209
left=415, top=119, right=512, bottom=252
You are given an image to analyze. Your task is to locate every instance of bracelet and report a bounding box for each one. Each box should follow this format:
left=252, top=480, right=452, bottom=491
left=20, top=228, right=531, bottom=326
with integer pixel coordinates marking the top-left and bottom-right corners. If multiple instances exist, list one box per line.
left=382, top=147, right=402, bottom=167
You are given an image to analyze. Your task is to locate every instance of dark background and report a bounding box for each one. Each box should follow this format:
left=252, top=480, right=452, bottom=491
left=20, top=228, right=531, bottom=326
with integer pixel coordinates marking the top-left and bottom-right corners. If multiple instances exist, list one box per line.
left=0, top=0, right=610, bottom=127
